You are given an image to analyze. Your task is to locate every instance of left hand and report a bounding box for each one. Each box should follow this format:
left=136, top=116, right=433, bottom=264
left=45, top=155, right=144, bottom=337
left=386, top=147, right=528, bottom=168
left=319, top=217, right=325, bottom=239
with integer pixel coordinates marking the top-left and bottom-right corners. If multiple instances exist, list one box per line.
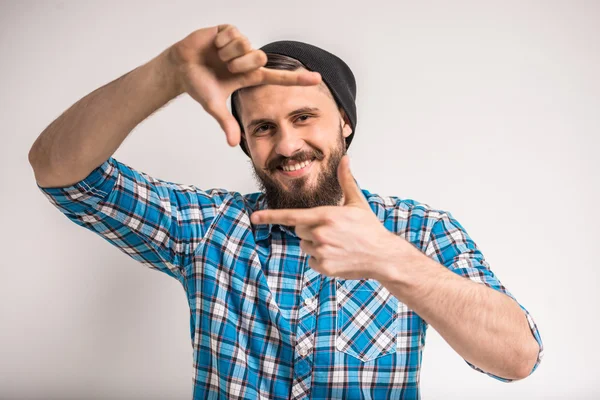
left=250, top=155, right=407, bottom=280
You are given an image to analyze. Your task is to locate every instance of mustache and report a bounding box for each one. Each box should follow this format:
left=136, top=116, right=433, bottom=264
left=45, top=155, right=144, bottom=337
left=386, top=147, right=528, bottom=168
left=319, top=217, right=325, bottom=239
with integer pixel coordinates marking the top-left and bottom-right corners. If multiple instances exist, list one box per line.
left=265, top=149, right=325, bottom=171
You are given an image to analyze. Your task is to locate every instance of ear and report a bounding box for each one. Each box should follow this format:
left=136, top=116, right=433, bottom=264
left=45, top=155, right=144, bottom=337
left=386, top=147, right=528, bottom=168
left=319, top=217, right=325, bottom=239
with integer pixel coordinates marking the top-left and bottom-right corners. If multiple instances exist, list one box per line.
left=339, top=107, right=353, bottom=139
left=240, top=131, right=252, bottom=157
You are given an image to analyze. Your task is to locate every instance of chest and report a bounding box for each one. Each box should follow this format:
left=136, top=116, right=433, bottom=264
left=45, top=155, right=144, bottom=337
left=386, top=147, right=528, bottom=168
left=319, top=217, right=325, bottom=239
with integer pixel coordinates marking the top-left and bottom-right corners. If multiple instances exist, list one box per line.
left=190, top=223, right=425, bottom=364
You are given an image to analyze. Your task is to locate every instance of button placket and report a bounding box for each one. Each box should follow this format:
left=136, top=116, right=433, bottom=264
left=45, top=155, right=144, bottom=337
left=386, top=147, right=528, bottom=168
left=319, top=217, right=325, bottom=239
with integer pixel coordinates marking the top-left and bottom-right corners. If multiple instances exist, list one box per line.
left=292, top=257, right=321, bottom=395
left=303, top=296, right=317, bottom=310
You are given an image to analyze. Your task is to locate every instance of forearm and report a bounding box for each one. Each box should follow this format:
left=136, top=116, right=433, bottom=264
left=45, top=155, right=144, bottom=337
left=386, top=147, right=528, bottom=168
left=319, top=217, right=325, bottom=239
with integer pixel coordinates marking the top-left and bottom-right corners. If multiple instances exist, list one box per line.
left=377, top=241, right=539, bottom=380
left=29, top=47, right=184, bottom=188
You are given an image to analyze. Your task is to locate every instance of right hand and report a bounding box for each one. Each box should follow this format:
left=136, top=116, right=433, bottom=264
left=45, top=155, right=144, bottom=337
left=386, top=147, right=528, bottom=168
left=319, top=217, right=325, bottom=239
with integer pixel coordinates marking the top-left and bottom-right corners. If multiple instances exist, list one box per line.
left=166, top=24, right=322, bottom=147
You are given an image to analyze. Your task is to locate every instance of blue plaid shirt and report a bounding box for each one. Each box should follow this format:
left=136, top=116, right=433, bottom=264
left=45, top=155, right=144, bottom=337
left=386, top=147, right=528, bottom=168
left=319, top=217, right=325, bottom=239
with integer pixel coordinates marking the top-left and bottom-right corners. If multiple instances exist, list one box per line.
left=38, top=156, right=543, bottom=399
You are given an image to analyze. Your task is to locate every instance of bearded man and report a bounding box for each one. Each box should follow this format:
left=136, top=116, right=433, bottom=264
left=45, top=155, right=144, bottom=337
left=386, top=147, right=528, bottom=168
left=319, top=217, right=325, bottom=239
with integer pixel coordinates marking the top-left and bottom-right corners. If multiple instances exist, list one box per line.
left=29, top=24, right=543, bottom=400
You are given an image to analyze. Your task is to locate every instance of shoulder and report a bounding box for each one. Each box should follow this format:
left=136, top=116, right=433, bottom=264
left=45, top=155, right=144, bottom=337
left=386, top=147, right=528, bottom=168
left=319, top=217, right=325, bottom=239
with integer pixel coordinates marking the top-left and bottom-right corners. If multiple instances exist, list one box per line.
left=361, top=189, right=456, bottom=250
left=362, top=189, right=448, bottom=223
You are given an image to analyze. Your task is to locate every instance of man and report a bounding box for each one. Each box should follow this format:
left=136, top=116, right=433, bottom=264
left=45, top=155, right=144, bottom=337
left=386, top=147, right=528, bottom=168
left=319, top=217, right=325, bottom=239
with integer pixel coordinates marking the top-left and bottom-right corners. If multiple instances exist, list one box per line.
left=29, top=24, right=543, bottom=399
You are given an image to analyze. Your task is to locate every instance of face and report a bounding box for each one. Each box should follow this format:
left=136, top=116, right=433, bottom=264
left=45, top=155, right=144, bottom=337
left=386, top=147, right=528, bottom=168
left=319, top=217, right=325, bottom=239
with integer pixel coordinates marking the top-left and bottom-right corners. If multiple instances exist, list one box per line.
left=237, top=71, right=353, bottom=210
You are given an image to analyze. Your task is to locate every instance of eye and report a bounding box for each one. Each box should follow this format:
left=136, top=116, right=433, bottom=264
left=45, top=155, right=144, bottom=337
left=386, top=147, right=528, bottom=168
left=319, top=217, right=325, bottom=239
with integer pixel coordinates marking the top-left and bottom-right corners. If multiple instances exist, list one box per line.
left=254, top=124, right=272, bottom=134
left=295, top=114, right=312, bottom=122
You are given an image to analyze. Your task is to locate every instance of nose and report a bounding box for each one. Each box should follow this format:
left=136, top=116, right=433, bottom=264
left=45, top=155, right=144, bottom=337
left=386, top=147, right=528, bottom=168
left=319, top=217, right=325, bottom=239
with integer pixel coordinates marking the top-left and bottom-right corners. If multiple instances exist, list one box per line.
left=274, top=124, right=305, bottom=158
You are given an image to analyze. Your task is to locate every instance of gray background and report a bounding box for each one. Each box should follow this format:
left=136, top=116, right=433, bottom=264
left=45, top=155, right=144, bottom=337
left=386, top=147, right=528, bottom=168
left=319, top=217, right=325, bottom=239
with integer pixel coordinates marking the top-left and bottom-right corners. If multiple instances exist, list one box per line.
left=1, top=0, right=598, bottom=398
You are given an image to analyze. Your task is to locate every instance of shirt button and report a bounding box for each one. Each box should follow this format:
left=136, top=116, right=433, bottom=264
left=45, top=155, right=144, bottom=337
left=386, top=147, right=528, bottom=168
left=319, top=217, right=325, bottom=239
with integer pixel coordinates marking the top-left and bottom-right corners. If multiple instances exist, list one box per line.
left=304, top=297, right=316, bottom=307
left=299, top=347, right=309, bottom=357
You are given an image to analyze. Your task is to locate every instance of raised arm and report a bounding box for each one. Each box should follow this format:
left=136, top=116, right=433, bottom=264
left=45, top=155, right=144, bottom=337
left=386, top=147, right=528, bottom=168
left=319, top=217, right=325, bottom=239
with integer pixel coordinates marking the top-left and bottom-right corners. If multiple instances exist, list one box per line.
left=28, top=45, right=182, bottom=188
left=28, top=24, right=322, bottom=188
left=28, top=25, right=322, bottom=280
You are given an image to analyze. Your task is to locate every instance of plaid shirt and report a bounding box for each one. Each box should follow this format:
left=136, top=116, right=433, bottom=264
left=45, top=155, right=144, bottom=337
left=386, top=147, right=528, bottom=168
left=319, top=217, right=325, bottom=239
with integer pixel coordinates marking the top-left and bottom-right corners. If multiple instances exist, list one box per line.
left=38, top=156, right=543, bottom=399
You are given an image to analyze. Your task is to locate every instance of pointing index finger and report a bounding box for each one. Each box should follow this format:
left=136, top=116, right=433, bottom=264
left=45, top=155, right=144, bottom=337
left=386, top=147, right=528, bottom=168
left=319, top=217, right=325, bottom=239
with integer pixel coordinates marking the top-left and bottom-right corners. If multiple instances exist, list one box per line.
left=251, top=208, right=324, bottom=226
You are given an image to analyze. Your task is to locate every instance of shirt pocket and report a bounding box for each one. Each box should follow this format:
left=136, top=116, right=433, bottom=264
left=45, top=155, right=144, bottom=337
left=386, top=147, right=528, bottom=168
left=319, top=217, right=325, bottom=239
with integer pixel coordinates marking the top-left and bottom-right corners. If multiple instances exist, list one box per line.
left=335, top=278, right=400, bottom=362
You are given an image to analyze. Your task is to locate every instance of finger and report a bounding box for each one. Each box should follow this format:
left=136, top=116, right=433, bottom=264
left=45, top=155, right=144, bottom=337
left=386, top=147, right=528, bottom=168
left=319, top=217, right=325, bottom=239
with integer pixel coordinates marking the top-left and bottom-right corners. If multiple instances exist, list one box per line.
left=307, top=256, right=322, bottom=273
left=251, top=208, right=326, bottom=226
left=295, top=224, right=317, bottom=241
left=218, top=36, right=253, bottom=63
left=227, top=49, right=267, bottom=74
left=261, top=67, right=322, bottom=86
left=204, top=101, right=241, bottom=147
left=214, top=24, right=241, bottom=49
left=241, top=67, right=321, bottom=89
left=338, top=155, right=369, bottom=208
left=299, top=239, right=317, bottom=256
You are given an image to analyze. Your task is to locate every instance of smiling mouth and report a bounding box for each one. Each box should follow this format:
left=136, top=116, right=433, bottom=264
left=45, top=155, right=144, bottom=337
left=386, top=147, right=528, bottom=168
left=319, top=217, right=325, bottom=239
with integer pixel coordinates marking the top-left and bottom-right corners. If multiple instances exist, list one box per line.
left=276, top=158, right=316, bottom=177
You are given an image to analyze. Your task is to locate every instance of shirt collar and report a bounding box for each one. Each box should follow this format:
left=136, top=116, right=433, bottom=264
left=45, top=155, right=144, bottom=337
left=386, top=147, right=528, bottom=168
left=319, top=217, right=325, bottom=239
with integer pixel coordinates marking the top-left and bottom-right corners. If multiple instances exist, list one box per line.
left=253, top=193, right=275, bottom=241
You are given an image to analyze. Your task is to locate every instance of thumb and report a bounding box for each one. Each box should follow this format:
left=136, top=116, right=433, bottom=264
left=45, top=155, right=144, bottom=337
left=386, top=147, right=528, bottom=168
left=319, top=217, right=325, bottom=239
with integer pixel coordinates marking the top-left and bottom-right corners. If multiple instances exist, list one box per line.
left=205, top=101, right=241, bottom=147
left=338, top=155, right=369, bottom=208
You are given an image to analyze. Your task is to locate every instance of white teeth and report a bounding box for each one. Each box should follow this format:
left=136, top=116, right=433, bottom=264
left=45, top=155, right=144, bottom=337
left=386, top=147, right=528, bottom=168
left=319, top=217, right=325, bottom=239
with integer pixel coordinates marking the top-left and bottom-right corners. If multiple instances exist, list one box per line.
left=282, top=160, right=311, bottom=172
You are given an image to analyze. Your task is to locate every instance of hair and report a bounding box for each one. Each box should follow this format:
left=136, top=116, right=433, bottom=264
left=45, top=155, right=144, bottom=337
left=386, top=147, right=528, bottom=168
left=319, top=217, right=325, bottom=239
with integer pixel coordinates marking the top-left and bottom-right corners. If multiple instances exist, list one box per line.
left=231, top=53, right=336, bottom=152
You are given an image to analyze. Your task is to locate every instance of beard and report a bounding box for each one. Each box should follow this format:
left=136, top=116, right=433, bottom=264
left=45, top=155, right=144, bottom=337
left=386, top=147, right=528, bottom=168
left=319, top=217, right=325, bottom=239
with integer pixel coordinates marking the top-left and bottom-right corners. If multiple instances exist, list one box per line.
left=250, top=125, right=347, bottom=210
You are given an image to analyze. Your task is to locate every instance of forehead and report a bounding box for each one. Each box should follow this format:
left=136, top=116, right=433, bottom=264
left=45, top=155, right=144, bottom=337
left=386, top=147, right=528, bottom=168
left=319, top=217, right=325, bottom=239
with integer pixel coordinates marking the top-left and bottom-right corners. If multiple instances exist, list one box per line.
left=238, top=80, right=336, bottom=121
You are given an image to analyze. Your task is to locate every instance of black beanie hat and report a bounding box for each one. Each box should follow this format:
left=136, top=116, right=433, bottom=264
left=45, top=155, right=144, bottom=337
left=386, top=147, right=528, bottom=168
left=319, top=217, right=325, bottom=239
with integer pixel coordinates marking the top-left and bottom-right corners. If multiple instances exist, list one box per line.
left=230, top=40, right=357, bottom=158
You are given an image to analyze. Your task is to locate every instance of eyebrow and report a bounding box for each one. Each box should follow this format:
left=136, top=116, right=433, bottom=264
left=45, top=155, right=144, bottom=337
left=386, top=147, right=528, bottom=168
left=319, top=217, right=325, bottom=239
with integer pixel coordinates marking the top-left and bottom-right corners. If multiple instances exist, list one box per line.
left=246, top=107, right=321, bottom=131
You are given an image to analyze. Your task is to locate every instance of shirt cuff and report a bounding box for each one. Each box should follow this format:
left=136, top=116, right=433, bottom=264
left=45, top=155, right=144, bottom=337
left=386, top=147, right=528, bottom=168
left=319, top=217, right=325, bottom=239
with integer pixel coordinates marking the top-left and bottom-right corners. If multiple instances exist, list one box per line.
left=37, top=157, right=118, bottom=212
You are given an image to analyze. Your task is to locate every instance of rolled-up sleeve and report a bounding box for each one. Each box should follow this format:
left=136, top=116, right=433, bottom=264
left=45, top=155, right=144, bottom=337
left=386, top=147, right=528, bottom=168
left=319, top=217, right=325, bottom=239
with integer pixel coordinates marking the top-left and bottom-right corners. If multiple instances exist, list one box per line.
left=424, top=211, right=544, bottom=382
left=37, top=156, right=230, bottom=282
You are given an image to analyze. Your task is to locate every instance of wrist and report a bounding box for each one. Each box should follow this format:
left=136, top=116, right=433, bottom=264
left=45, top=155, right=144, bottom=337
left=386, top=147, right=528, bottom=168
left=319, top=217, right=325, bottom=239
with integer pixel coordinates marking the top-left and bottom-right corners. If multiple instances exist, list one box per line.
left=373, top=233, right=432, bottom=287
left=370, top=232, right=413, bottom=284
left=151, top=47, right=185, bottom=98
